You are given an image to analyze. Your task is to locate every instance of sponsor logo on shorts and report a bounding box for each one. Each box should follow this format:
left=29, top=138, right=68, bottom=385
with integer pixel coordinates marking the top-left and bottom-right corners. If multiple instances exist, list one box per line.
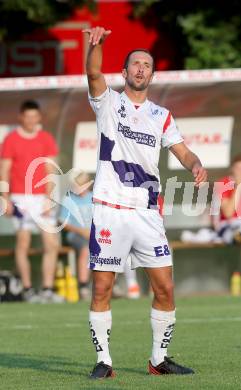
left=98, top=228, right=112, bottom=244
left=154, top=244, right=170, bottom=257
left=90, top=255, right=121, bottom=268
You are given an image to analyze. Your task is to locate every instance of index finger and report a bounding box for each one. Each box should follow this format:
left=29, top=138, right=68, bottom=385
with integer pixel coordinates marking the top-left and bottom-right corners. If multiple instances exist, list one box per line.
left=195, top=170, right=207, bottom=184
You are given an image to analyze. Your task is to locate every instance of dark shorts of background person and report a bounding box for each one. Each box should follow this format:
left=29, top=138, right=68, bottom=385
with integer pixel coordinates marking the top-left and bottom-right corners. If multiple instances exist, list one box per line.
left=67, top=232, right=89, bottom=252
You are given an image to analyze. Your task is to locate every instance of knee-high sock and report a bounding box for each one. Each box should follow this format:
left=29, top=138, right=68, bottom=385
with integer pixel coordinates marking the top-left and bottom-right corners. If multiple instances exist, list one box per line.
left=89, top=310, right=112, bottom=366
left=150, top=308, right=176, bottom=366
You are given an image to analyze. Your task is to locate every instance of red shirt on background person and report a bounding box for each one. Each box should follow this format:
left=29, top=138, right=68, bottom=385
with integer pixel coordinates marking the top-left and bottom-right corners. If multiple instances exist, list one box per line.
left=212, top=155, right=241, bottom=244
left=1, top=127, right=58, bottom=195
left=217, top=155, right=241, bottom=223
left=218, top=175, right=241, bottom=221
left=0, top=100, right=62, bottom=304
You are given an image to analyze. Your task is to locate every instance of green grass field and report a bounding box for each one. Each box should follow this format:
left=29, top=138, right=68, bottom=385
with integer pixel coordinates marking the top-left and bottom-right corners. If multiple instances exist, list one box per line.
left=0, top=296, right=241, bottom=389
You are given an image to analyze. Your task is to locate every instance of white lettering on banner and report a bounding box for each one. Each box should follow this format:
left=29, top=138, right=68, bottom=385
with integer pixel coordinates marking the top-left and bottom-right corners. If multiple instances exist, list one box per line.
left=73, top=122, right=97, bottom=173
left=168, top=116, right=234, bottom=169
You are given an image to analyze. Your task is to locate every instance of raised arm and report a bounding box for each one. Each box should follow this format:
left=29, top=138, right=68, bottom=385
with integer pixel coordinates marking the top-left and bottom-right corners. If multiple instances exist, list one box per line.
left=170, top=142, right=208, bottom=187
left=82, top=27, right=111, bottom=97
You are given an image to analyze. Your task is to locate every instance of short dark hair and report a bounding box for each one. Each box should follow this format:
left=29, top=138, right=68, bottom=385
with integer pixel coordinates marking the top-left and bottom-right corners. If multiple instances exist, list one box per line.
left=123, top=49, right=155, bottom=73
left=20, top=100, right=40, bottom=113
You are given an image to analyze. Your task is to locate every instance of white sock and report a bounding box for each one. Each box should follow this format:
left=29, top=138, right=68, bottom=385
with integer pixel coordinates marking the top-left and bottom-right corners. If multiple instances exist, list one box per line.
left=150, top=308, right=176, bottom=367
left=89, top=310, right=112, bottom=366
left=124, top=257, right=138, bottom=288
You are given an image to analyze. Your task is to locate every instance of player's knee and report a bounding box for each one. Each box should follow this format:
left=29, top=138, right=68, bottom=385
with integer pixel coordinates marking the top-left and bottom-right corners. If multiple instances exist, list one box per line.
left=154, top=280, right=174, bottom=301
left=93, top=280, right=112, bottom=301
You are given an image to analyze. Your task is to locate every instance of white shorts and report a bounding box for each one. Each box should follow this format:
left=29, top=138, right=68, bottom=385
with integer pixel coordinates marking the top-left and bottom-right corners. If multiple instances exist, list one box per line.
left=11, top=194, right=56, bottom=232
left=89, top=203, right=172, bottom=272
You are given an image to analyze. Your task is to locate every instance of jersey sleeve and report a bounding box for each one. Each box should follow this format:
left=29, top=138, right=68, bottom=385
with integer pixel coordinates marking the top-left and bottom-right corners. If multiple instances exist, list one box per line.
left=161, top=111, right=183, bottom=148
left=43, top=132, right=59, bottom=157
left=88, top=87, right=112, bottom=115
left=0, top=133, right=15, bottom=159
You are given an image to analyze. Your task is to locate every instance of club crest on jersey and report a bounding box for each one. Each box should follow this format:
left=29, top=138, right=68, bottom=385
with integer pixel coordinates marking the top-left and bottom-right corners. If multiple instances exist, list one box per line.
left=151, top=108, right=159, bottom=116
left=118, top=104, right=126, bottom=118
left=98, top=229, right=112, bottom=244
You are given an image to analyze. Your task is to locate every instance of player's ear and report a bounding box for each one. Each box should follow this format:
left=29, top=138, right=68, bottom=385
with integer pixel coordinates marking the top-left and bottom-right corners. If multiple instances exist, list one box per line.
left=122, top=68, right=127, bottom=79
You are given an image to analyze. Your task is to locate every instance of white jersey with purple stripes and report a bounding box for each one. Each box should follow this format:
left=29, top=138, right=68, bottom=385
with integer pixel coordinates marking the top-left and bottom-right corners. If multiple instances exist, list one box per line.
left=89, top=87, right=183, bottom=209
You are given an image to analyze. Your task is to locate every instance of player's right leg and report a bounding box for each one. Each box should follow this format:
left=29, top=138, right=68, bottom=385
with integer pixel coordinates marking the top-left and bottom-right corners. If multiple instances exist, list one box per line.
left=89, top=270, right=116, bottom=379
left=87, top=204, right=133, bottom=379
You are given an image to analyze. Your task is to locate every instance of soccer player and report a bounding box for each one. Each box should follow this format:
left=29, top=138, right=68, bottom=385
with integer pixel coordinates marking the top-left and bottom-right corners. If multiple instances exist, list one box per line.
left=83, top=26, right=207, bottom=379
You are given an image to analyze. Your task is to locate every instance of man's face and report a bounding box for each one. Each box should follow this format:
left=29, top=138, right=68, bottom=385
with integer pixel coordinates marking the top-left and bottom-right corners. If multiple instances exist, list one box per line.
left=122, top=51, right=154, bottom=92
left=19, top=109, right=41, bottom=132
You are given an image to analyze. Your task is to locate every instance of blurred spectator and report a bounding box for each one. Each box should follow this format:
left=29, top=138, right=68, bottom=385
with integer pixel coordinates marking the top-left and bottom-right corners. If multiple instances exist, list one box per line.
left=213, top=154, right=241, bottom=244
left=59, top=172, right=92, bottom=300
left=124, top=257, right=140, bottom=299
left=0, top=100, right=62, bottom=303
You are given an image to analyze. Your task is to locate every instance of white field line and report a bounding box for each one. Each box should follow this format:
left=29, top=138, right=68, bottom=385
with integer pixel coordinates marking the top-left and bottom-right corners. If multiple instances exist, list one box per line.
left=1, top=317, right=241, bottom=330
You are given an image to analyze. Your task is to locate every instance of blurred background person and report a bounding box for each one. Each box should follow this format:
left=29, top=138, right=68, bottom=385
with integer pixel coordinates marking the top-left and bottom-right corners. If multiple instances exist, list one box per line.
left=0, top=100, right=62, bottom=303
left=124, top=257, right=140, bottom=299
left=59, top=172, right=92, bottom=300
left=213, top=154, right=241, bottom=244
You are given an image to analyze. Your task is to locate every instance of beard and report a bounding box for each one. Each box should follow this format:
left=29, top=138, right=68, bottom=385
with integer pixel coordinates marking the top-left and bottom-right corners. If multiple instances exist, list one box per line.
left=126, top=77, right=149, bottom=91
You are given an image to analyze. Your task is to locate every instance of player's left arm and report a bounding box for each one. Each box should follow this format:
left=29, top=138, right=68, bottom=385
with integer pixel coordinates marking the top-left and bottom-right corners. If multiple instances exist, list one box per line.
left=170, top=142, right=208, bottom=187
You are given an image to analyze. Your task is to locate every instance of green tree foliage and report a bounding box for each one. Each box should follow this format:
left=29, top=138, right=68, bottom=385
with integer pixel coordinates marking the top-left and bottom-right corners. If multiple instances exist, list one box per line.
left=132, top=1, right=241, bottom=69
left=0, top=0, right=95, bottom=41
left=179, top=12, right=241, bottom=69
